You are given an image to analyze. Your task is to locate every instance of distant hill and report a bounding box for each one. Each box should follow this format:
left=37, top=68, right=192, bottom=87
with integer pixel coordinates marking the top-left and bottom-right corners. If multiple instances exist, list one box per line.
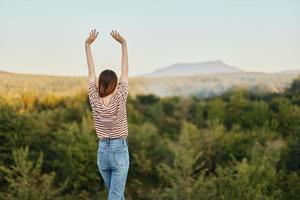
left=141, top=60, right=243, bottom=77
left=276, top=69, right=300, bottom=75
left=0, top=69, right=299, bottom=99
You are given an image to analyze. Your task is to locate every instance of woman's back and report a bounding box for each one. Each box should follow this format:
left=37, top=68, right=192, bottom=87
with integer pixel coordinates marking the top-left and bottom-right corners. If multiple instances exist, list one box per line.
left=88, top=80, right=129, bottom=139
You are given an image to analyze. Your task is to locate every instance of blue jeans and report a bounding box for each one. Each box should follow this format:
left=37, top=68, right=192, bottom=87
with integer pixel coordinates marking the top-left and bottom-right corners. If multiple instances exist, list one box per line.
left=97, top=138, right=129, bottom=200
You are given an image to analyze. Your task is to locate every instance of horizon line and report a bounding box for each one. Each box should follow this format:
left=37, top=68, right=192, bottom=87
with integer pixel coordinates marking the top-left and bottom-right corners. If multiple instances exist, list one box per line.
left=1, top=68, right=300, bottom=78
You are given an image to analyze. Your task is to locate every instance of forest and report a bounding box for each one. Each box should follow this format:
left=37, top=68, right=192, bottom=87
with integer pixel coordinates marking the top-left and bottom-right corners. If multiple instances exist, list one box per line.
left=0, top=76, right=300, bottom=200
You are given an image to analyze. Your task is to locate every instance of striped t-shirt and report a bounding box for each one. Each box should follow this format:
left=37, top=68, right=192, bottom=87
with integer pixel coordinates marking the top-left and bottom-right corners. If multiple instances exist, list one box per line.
left=88, top=80, right=129, bottom=139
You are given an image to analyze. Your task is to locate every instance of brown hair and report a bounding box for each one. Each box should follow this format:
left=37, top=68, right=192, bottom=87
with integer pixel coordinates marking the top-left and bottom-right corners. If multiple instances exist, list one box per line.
left=98, top=69, right=118, bottom=97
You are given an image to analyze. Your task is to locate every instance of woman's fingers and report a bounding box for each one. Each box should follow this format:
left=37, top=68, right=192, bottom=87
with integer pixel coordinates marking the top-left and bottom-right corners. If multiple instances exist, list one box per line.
left=109, top=30, right=123, bottom=42
left=111, top=30, right=117, bottom=38
left=85, top=29, right=99, bottom=44
left=89, top=29, right=98, bottom=37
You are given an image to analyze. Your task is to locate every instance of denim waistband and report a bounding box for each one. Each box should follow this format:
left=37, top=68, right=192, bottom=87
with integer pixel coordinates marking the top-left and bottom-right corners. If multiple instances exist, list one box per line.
left=99, top=137, right=127, bottom=141
left=98, top=137, right=128, bottom=146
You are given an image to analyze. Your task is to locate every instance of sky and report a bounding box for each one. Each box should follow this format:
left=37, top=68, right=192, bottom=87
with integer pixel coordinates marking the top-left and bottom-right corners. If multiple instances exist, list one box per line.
left=0, top=0, right=299, bottom=77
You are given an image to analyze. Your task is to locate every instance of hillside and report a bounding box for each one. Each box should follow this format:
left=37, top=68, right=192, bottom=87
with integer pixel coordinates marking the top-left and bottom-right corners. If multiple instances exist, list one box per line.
left=141, top=60, right=243, bottom=77
left=0, top=71, right=87, bottom=99
left=0, top=70, right=299, bottom=99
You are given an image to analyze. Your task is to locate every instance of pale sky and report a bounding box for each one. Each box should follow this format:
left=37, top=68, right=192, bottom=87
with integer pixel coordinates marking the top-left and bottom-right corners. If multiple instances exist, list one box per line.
left=0, top=0, right=299, bottom=77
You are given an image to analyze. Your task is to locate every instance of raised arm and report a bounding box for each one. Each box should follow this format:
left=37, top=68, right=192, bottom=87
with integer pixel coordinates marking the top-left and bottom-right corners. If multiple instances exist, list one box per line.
left=110, top=30, right=128, bottom=84
left=85, top=29, right=99, bottom=83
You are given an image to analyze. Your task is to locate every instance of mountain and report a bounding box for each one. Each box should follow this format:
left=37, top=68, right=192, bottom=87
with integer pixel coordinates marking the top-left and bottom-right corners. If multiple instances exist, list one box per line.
left=141, top=60, right=243, bottom=77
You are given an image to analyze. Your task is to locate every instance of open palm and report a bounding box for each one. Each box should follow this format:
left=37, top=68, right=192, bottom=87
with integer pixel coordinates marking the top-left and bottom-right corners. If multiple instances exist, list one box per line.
left=110, top=30, right=126, bottom=44
left=85, top=29, right=99, bottom=45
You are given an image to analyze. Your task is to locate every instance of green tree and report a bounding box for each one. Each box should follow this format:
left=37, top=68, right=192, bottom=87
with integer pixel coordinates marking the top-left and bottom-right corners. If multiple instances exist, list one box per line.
left=206, top=98, right=226, bottom=126
left=151, top=121, right=204, bottom=200
left=0, top=146, right=66, bottom=200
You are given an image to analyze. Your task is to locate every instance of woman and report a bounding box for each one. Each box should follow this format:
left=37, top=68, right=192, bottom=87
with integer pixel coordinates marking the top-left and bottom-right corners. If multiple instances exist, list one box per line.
left=85, top=29, right=129, bottom=200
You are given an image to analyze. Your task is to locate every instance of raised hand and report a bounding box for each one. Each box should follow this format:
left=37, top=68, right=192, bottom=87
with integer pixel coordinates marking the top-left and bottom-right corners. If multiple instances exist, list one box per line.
left=110, top=30, right=128, bottom=83
left=85, top=29, right=99, bottom=45
left=110, top=30, right=126, bottom=45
